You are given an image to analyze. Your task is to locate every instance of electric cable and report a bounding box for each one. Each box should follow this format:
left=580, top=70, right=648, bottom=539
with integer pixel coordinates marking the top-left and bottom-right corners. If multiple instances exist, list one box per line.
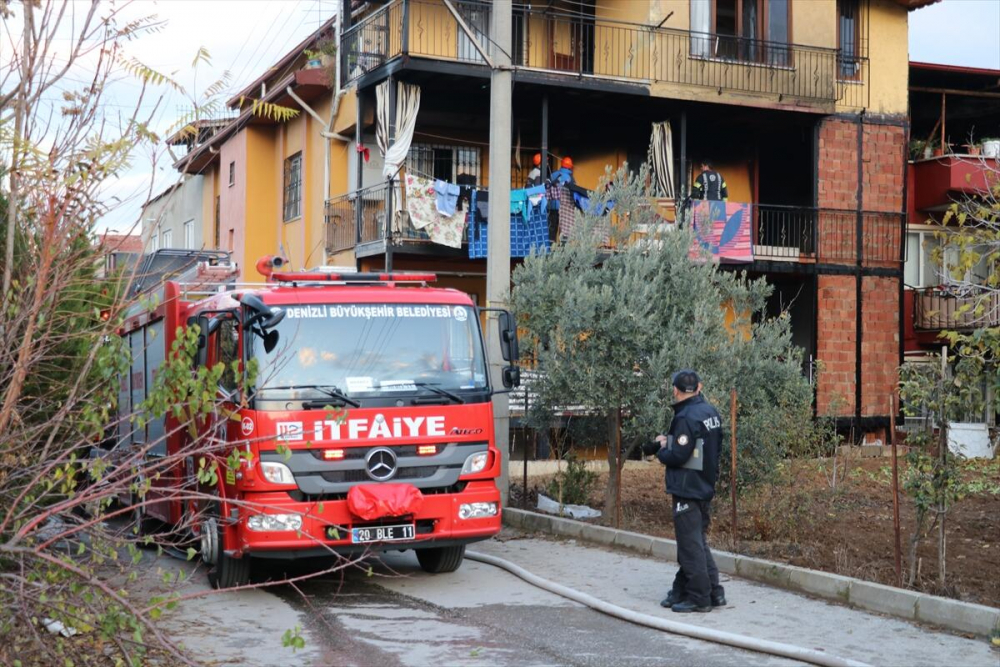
left=465, top=550, right=872, bottom=667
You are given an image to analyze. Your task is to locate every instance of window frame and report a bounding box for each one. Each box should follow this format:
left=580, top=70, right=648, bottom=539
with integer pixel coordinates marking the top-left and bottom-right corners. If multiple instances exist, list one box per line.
left=836, top=0, right=865, bottom=81
left=183, top=219, right=194, bottom=249
left=160, top=228, right=172, bottom=249
left=283, top=152, right=303, bottom=223
left=690, top=0, right=793, bottom=66
left=228, top=161, right=235, bottom=187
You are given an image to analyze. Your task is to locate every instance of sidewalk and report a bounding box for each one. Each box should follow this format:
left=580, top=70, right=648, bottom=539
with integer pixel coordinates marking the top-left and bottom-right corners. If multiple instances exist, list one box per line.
left=475, top=530, right=998, bottom=667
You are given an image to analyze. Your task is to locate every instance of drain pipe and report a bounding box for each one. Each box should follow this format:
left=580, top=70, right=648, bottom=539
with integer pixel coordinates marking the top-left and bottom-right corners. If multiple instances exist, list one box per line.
left=466, top=551, right=871, bottom=667
left=286, top=86, right=350, bottom=205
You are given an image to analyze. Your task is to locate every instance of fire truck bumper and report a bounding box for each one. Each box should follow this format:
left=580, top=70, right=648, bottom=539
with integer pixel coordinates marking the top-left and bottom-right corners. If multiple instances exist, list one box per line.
left=235, top=480, right=502, bottom=558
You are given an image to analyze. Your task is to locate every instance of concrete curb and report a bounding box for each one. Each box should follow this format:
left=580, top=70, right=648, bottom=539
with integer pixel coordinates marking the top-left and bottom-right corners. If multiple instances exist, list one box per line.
left=503, top=508, right=1000, bottom=638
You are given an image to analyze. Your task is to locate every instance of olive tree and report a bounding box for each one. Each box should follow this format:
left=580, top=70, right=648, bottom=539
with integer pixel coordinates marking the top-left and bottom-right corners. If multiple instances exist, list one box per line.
left=512, top=166, right=812, bottom=518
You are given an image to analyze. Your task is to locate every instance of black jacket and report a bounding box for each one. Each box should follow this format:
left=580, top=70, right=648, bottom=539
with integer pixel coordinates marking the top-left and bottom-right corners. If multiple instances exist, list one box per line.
left=692, top=170, right=728, bottom=201
left=656, top=394, right=723, bottom=501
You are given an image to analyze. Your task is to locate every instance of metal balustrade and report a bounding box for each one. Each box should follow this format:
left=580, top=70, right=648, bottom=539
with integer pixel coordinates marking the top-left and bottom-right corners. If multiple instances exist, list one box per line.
left=914, top=289, right=999, bottom=331
left=342, top=0, right=867, bottom=107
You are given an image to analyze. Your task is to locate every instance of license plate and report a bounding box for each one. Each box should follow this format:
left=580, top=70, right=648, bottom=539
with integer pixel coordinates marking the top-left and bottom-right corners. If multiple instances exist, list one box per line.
left=351, top=524, right=415, bottom=544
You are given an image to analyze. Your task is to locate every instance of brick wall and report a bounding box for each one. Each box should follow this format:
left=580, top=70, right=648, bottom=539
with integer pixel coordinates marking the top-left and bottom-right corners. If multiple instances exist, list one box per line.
left=816, top=275, right=856, bottom=416
left=861, top=276, right=900, bottom=417
left=814, top=117, right=905, bottom=425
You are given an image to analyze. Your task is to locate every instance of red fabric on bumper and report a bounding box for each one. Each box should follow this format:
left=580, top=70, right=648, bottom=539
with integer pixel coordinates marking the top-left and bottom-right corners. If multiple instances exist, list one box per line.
left=347, top=483, right=423, bottom=520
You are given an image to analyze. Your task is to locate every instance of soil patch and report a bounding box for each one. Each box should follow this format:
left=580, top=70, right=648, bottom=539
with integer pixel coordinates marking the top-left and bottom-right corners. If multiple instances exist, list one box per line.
left=511, top=456, right=1000, bottom=607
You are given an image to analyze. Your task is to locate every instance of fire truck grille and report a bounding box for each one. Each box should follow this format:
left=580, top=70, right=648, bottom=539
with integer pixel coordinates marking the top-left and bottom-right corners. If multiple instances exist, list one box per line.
left=319, top=465, right=444, bottom=483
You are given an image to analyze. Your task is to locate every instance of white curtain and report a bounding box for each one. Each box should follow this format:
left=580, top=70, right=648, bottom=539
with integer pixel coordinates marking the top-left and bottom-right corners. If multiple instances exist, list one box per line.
left=649, top=121, right=675, bottom=199
left=690, top=0, right=711, bottom=58
left=376, top=80, right=421, bottom=180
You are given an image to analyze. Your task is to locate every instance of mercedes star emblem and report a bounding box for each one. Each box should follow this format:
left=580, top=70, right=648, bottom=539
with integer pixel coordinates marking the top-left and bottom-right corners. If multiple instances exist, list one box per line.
left=365, top=447, right=398, bottom=482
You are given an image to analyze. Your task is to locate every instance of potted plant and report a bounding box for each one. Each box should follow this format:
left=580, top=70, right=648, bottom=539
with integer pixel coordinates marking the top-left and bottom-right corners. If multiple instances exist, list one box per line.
left=908, top=139, right=927, bottom=160
left=303, top=49, right=324, bottom=69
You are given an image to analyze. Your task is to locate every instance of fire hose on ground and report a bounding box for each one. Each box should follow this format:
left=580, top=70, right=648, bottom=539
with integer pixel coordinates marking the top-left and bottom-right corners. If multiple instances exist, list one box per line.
left=466, top=551, right=871, bottom=667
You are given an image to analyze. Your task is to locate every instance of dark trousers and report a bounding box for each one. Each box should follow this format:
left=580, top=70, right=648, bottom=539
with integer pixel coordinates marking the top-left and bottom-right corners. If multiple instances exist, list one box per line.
left=670, top=496, right=723, bottom=607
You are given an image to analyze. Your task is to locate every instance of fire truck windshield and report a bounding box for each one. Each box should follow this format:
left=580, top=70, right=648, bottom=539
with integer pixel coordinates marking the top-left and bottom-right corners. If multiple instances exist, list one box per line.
left=251, top=303, right=489, bottom=401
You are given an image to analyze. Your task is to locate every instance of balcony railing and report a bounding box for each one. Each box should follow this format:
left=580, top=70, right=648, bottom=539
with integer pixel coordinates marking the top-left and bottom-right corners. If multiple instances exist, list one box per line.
left=755, top=206, right=902, bottom=264
left=325, top=182, right=435, bottom=254
left=342, top=0, right=867, bottom=107
left=914, top=289, right=1000, bottom=331
left=327, top=190, right=903, bottom=266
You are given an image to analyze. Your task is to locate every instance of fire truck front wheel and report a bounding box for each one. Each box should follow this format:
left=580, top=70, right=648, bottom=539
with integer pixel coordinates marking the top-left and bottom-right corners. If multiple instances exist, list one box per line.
left=415, top=545, right=466, bottom=573
left=203, top=509, right=251, bottom=589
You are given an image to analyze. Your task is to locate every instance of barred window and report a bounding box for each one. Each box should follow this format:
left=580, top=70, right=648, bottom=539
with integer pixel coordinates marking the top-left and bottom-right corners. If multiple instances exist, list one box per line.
left=283, top=152, right=302, bottom=222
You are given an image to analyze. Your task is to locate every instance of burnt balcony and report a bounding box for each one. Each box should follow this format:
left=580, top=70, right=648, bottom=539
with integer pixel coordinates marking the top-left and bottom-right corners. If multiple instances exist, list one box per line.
left=913, top=288, right=1000, bottom=331
left=341, top=0, right=867, bottom=108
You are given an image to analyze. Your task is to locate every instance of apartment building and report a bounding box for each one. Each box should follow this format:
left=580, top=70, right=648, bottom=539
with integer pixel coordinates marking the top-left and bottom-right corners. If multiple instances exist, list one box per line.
left=327, top=0, right=933, bottom=438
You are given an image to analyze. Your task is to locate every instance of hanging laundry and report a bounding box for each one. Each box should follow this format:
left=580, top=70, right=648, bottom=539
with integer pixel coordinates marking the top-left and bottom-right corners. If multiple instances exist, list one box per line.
left=525, top=185, right=546, bottom=223
left=404, top=174, right=467, bottom=249
left=688, top=200, right=753, bottom=263
left=422, top=207, right=468, bottom=249
left=475, top=189, right=489, bottom=224
left=456, top=173, right=476, bottom=212
left=405, top=174, right=439, bottom=230
left=510, top=189, right=527, bottom=220
left=557, top=184, right=576, bottom=240
left=435, top=179, right=460, bottom=216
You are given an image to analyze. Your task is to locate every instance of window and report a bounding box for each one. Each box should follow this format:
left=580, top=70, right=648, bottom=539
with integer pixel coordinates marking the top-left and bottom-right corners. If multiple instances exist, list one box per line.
left=216, top=318, right=240, bottom=393
left=837, top=0, right=863, bottom=79
left=407, top=144, right=482, bottom=184
left=283, top=152, right=302, bottom=222
left=150, top=228, right=159, bottom=252
left=161, top=228, right=172, bottom=249
left=228, top=161, right=235, bottom=187
left=690, top=0, right=791, bottom=64
left=183, top=220, right=194, bottom=249
left=905, top=230, right=992, bottom=289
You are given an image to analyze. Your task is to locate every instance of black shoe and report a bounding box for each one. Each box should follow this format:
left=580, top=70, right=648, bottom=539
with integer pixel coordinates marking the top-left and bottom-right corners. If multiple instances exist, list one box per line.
left=671, top=600, right=712, bottom=613
left=711, top=594, right=727, bottom=607
left=660, top=591, right=684, bottom=608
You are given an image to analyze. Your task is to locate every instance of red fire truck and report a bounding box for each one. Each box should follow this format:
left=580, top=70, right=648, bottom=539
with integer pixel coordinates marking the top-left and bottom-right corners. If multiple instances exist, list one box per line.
left=116, top=250, right=519, bottom=587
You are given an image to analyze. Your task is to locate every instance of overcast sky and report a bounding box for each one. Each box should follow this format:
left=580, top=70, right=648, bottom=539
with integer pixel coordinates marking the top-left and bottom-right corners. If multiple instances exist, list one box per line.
left=8, top=0, right=998, bottom=235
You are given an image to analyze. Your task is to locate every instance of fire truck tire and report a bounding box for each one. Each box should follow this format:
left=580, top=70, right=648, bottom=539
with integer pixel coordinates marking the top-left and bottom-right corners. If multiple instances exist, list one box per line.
left=415, top=545, right=466, bottom=573
left=130, top=496, right=154, bottom=544
left=205, top=505, right=251, bottom=589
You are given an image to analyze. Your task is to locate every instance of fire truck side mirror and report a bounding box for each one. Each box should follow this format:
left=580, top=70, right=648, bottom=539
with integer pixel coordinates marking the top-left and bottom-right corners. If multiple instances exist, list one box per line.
left=502, top=365, right=521, bottom=389
left=498, top=311, right=520, bottom=362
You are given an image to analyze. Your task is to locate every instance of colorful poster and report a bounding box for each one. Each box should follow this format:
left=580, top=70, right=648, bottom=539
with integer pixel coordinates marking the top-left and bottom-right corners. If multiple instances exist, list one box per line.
left=689, top=201, right=753, bottom=263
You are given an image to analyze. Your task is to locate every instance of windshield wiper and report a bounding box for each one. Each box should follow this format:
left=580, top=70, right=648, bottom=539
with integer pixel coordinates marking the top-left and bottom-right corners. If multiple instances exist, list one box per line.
left=268, top=384, right=360, bottom=408
left=411, top=382, right=465, bottom=405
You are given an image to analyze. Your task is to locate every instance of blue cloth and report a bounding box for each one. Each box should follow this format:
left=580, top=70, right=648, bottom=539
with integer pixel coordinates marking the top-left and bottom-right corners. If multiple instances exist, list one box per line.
left=510, top=188, right=527, bottom=220
left=435, top=180, right=460, bottom=216
left=572, top=191, right=615, bottom=216
left=551, top=168, right=575, bottom=186
left=525, top=185, right=546, bottom=223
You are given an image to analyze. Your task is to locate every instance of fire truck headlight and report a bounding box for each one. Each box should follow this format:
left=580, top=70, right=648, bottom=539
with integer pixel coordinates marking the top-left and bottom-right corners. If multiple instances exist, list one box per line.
left=246, top=513, right=303, bottom=532
left=461, top=452, right=489, bottom=475
left=458, top=502, right=498, bottom=520
left=260, top=462, right=296, bottom=485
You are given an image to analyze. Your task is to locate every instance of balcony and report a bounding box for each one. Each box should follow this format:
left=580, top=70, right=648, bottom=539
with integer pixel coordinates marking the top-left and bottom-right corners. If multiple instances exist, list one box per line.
left=325, top=182, right=448, bottom=258
left=755, top=206, right=903, bottom=265
left=914, top=289, right=1000, bottom=331
left=327, top=186, right=903, bottom=267
left=341, top=0, right=867, bottom=108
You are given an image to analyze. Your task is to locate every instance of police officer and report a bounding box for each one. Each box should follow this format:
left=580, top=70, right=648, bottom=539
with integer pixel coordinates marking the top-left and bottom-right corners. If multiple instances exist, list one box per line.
left=643, top=370, right=726, bottom=613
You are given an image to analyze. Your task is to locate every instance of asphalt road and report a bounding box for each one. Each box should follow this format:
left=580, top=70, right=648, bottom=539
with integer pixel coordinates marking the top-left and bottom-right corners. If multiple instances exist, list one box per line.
left=150, top=530, right=998, bottom=667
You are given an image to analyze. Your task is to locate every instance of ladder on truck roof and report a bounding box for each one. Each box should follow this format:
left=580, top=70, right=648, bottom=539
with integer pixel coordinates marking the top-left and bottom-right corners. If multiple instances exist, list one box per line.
left=131, top=249, right=234, bottom=296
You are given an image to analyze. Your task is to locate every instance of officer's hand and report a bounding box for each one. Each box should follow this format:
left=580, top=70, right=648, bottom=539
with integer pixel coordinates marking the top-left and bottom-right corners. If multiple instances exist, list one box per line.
left=655, top=434, right=668, bottom=445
